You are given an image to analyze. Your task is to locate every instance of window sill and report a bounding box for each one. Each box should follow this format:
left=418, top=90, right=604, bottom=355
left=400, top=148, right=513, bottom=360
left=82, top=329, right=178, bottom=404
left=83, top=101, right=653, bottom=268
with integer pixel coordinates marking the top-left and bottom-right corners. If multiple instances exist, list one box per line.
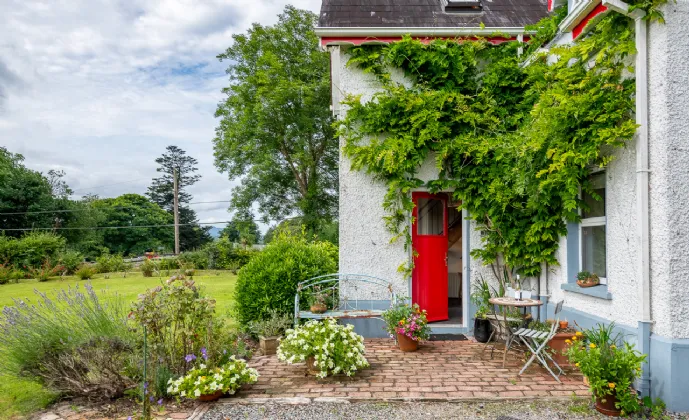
left=561, top=283, right=612, bottom=300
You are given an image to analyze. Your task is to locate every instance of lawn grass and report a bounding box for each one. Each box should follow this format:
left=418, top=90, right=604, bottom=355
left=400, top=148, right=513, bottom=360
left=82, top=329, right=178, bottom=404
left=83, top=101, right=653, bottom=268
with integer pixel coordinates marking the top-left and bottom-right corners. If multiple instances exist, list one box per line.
left=0, top=269, right=238, bottom=419
left=0, top=375, right=58, bottom=420
left=0, top=269, right=238, bottom=315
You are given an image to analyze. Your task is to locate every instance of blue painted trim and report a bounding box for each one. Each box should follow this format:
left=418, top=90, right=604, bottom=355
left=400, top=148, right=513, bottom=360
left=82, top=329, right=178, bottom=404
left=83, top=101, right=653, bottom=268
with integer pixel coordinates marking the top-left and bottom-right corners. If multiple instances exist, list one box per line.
left=566, top=221, right=579, bottom=284
left=649, top=334, right=689, bottom=412
left=561, top=283, right=612, bottom=300
left=638, top=321, right=651, bottom=397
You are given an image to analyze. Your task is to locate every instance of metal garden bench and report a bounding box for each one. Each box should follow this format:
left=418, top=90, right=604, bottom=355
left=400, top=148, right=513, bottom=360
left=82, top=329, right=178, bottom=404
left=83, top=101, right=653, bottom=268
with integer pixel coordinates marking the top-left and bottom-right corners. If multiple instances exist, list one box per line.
left=293, top=273, right=395, bottom=327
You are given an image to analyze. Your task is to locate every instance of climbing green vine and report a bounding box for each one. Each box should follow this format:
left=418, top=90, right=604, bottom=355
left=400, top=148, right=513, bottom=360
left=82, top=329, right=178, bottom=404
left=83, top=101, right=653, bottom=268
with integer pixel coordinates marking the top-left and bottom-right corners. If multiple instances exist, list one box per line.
left=338, top=3, right=667, bottom=278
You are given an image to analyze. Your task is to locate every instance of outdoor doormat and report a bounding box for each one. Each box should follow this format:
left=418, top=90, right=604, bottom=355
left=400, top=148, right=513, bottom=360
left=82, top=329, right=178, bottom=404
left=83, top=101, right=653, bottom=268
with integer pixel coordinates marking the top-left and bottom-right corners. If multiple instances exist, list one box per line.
left=429, top=334, right=468, bottom=341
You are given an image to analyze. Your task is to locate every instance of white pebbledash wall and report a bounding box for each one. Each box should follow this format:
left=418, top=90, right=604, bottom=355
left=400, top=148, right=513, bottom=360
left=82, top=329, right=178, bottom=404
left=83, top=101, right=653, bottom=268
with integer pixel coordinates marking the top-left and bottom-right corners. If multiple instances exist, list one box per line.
left=336, top=46, right=412, bottom=298
left=647, top=0, right=689, bottom=340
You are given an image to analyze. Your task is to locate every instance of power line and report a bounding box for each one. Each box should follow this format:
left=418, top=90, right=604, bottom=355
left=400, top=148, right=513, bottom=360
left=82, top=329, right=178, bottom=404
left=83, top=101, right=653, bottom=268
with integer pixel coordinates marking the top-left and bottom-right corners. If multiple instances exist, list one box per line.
left=0, top=221, right=231, bottom=232
left=0, top=200, right=232, bottom=216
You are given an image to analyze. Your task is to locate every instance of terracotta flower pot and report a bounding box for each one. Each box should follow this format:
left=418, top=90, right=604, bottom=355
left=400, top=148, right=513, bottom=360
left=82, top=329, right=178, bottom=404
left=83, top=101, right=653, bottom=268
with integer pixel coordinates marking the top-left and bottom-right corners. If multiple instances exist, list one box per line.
left=547, top=332, right=576, bottom=367
left=397, top=333, right=419, bottom=352
left=577, top=279, right=600, bottom=288
left=305, top=356, right=321, bottom=375
left=198, top=390, right=224, bottom=402
left=310, top=303, right=327, bottom=314
left=559, top=320, right=569, bottom=329
left=595, top=391, right=622, bottom=417
left=259, top=336, right=280, bottom=355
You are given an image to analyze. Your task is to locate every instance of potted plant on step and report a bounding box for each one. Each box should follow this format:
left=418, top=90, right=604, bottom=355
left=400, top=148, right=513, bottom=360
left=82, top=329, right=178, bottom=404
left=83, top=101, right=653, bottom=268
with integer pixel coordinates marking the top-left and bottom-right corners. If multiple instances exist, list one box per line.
left=576, top=271, right=600, bottom=288
left=382, top=301, right=431, bottom=352
left=565, top=322, right=646, bottom=417
left=248, top=309, right=292, bottom=355
left=471, top=277, right=493, bottom=343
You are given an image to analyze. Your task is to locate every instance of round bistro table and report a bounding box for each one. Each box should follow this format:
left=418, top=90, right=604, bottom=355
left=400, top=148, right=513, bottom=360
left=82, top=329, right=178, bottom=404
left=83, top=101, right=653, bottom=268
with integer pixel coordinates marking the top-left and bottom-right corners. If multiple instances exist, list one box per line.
left=488, top=296, right=543, bottom=367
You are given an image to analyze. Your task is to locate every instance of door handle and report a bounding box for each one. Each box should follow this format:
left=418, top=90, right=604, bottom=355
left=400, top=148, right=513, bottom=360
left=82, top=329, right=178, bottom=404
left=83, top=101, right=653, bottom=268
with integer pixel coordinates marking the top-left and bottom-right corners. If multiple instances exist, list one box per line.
left=445, top=253, right=448, bottom=267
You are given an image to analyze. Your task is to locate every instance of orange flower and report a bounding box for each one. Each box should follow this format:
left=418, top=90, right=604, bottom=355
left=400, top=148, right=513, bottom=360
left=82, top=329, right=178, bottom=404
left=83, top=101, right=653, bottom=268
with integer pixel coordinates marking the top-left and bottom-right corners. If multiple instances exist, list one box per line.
left=608, top=383, right=616, bottom=389
left=572, top=336, right=578, bottom=341
left=565, top=339, right=572, bottom=344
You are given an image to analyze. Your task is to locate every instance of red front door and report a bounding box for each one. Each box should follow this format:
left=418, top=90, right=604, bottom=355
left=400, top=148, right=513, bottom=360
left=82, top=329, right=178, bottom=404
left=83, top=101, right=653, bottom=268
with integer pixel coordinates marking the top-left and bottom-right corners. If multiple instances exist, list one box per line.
left=412, top=192, right=448, bottom=322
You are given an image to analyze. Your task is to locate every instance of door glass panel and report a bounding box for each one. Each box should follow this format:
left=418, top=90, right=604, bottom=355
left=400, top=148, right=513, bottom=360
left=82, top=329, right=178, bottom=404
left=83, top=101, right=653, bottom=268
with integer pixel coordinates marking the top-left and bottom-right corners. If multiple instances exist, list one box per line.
left=582, top=225, right=606, bottom=277
left=417, top=198, right=445, bottom=236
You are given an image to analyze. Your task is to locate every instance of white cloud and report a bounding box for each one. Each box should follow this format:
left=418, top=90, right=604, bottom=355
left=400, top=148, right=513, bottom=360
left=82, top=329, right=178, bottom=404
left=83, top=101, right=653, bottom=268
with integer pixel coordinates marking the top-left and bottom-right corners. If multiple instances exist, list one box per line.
left=0, top=0, right=322, bottom=232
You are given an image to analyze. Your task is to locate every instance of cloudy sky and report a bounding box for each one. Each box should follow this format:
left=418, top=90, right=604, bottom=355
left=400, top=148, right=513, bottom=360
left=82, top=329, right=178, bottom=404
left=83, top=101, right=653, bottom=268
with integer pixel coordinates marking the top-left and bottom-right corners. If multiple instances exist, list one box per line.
left=0, top=0, right=321, bottom=232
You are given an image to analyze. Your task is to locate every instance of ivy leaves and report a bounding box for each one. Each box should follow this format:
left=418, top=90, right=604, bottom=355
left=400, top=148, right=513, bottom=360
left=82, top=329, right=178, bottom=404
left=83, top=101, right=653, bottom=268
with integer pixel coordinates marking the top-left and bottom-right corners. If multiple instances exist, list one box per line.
left=338, top=9, right=654, bottom=276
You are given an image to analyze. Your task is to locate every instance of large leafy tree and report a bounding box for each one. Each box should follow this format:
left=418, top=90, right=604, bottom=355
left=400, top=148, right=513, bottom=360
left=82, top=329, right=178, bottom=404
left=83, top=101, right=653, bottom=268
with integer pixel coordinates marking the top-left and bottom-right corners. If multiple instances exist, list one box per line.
left=0, top=147, right=74, bottom=237
left=92, top=194, right=173, bottom=255
left=213, top=6, right=338, bottom=233
left=147, top=145, right=211, bottom=251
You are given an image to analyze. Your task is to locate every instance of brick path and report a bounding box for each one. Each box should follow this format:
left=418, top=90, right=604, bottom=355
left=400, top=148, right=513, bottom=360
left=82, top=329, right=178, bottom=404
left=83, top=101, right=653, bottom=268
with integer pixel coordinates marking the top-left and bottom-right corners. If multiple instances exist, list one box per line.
left=236, top=339, right=589, bottom=400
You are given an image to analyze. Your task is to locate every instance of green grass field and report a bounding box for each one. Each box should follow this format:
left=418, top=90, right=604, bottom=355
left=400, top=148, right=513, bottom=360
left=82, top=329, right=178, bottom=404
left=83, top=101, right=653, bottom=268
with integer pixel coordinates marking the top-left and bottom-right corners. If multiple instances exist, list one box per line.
left=0, top=270, right=238, bottom=419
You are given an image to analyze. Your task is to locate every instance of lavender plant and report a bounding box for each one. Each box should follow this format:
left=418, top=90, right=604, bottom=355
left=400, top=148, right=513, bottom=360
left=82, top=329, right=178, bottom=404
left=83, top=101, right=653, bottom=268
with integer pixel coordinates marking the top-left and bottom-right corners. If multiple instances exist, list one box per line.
left=0, top=283, right=134, bottom=393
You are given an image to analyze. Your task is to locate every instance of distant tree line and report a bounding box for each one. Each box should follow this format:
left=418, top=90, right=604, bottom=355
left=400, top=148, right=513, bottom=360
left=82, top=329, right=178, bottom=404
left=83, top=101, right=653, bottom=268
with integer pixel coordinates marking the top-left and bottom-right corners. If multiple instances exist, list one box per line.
left=0, top=145, right=214, bottom=258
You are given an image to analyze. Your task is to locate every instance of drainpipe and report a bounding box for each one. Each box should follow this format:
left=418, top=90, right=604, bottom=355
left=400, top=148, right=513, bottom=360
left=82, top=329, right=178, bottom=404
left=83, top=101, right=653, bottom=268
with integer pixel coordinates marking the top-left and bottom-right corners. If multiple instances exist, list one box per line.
left=602, top=0, right=652, bottom=397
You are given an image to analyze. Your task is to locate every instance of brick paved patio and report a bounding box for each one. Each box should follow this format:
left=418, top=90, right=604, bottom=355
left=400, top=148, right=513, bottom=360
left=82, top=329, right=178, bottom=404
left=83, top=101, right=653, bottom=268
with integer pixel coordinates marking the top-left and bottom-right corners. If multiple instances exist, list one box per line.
left=235, top=338, right=589, bottom=400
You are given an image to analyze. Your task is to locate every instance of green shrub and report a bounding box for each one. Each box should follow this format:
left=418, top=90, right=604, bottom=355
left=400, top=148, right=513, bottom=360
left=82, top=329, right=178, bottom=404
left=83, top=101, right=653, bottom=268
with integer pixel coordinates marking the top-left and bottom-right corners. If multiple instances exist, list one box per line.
left=177, top=250, right=209, bottom=270
left=234, top=232, right=338, bottom=326
left=156, top=257, right=179, bottom=272
left=140, top=258, right=155, bottom=277
left=129, top=279, right=218, bottom=375
left=58, top=250, right=84, bottom=275
left=203, top=237, right=235, bottom=269
left=0, top=232, right=66, bottom=269
left=0, top=264, right=12, bottom=285
left=27, top=259, right=64, bottom=282
left=231, top=248, right=260, bottom=271
left=75, top=265, right=97, bottom=280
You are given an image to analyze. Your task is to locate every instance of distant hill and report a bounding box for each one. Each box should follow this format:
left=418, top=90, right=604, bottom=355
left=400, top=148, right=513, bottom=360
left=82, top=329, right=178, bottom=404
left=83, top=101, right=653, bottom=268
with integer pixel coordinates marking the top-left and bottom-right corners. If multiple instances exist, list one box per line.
left=208, top=226, right=223, bottom=239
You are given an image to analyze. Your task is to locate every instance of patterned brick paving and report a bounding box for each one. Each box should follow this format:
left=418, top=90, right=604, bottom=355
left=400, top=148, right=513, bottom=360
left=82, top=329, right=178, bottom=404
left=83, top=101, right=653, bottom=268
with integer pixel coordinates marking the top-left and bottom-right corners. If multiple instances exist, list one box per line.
left=237, top=339, right=589, bottom=400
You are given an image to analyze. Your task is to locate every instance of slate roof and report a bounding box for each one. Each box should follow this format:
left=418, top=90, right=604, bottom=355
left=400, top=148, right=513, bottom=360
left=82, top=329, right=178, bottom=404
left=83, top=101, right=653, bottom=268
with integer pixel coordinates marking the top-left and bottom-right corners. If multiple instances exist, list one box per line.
left=318, top=0, right=549, bottom=28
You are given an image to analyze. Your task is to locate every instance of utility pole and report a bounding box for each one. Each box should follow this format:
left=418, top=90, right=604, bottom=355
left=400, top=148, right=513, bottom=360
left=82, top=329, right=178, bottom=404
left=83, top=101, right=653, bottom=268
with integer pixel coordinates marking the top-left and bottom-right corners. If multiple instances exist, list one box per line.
left=173, top=167, right=180, bottom=255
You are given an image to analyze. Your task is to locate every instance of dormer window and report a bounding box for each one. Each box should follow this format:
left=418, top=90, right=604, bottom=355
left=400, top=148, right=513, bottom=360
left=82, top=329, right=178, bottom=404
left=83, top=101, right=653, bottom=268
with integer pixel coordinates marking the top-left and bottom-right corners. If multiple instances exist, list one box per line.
left=443, top=0, right=483, bottom=13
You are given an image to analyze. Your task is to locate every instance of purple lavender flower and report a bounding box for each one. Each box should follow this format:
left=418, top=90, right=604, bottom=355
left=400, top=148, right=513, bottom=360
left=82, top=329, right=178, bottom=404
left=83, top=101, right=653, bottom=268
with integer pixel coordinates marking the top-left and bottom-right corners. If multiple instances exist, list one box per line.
left=185, top=354, right=197, bottom=363
left=158, top=398, right=163, bottom=406
left=201, top=347, right=208, bottom=360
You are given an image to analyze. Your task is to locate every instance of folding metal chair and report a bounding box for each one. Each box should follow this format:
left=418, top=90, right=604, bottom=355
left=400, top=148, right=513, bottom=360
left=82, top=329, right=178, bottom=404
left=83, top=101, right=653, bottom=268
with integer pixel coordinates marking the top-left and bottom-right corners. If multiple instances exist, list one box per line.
left=514, top=300, right=565, bottom=382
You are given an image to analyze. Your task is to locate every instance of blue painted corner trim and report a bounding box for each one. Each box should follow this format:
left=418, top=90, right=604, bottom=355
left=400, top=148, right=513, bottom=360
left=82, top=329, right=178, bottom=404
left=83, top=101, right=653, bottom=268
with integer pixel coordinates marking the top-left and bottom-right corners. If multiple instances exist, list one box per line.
left=561, top=283, right=612, bottom=300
